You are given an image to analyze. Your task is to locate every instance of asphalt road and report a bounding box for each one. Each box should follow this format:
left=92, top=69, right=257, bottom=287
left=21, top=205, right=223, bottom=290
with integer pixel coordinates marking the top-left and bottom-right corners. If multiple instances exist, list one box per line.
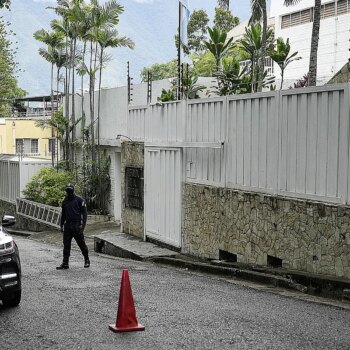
left=1, top=237, right=350, bottom=350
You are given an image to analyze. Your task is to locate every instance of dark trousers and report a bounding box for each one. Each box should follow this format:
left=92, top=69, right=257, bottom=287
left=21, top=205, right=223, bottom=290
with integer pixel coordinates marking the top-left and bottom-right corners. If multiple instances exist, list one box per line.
left=62, top=223, right=89, bottom=263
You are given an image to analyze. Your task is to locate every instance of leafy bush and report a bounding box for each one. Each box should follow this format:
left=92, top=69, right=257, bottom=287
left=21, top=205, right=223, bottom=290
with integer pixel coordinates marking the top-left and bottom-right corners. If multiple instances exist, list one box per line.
left=157, top=88, right=176, bottom=102
left=23, top=167, right=74, bottom=207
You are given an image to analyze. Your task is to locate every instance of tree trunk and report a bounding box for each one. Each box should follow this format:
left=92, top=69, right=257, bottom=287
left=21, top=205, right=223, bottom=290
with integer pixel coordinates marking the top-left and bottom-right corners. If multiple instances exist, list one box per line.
left=56, top=68, right=60, bottom=167
left=308, top=0, right=321, bottom=86
left=89, top=41, right=95, bottom=155
left=81, top=42, right=86, bottom=141
left=50, top=63, right=54, bottom=167
left=97, top=48, right=103, bottom=210
left=64, top=28, right=70, bottom=170
left=71, top=39, right=76, bottom=165
left=280, top=68, right=284, bottom=90
left=257, top=1, right=267, bottom=92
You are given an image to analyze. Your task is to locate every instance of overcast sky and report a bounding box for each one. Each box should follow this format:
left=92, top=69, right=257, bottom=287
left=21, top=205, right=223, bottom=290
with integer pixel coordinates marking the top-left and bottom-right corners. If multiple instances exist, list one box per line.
left=3, top=0, right=268, bottom=95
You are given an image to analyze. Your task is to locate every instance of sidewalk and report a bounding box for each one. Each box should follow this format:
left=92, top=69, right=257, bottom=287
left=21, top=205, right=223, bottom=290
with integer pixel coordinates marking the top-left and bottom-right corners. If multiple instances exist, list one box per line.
left=8, top=222, right=350, bottom=307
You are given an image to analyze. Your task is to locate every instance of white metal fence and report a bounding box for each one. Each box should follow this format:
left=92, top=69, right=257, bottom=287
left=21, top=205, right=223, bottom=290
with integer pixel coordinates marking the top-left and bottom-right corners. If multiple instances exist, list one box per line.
left=128, top=83, right=350, bottom=205
left=0, top=158, right=50, bottom=203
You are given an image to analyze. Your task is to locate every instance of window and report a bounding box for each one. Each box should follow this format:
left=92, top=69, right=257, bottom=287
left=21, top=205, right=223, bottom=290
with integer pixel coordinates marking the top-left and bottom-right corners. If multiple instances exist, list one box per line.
left=281, top=0, right=350, bottom=29
left=31, top=139, right=38, bottom=154
left=48, top=138, right=55, bottom=154
left=125, top=167, right=144, bottom=210
left=337, top=0, right=349, bottom=15
left=15, top=139, right=23, bottom=154
left=281, top=15, right=291, bottom=29
left=322, top=2, right=335, bottom=18
left=300, top=8, right=312, bottom=23
left=15, top=139, right=39, bottom=155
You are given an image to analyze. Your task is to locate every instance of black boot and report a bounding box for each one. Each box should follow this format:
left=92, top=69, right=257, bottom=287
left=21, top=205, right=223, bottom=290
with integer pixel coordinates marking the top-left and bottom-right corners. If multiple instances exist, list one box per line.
left=84, top=258, right=90, bottom=268
left=56, top=262, right=69, bottom=270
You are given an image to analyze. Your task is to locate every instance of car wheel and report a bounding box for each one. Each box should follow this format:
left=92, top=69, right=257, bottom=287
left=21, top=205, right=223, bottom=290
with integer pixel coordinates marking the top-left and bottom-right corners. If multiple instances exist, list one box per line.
left=2, top=290, right=21, bottom=307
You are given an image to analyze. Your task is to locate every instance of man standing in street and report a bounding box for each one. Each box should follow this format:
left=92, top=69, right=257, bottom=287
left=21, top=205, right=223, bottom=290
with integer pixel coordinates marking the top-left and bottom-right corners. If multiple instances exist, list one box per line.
left=56, top=183, right=90, bottom=270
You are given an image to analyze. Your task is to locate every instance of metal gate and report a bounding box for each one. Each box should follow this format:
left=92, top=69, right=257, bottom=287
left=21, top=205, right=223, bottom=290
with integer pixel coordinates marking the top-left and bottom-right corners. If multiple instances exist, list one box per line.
left=145, top=148, right=182, bottom=248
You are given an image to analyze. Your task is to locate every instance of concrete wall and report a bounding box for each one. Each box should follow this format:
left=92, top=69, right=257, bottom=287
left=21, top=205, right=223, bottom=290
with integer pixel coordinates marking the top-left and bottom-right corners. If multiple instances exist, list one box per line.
left=102, top=146, right=122, bottom=223
left=183, top=183, right=350, bottom=279
left=121, top=141, right=144, bottom=238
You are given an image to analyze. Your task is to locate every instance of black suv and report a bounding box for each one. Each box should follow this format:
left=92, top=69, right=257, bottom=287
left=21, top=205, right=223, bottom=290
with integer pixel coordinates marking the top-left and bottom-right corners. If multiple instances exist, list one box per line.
left=0, top=215, right=21, bottom=307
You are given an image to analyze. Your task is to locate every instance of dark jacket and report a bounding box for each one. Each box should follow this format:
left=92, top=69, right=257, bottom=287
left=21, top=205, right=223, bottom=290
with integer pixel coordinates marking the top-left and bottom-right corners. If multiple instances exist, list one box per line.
left=60, top=194, right=87, bottom=229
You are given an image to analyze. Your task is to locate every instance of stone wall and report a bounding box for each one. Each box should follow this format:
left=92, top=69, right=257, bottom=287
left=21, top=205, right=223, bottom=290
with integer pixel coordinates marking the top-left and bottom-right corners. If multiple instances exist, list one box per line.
left=183, top=183, right=350, bottom=279
left=121, top=141, right=144, bottom=238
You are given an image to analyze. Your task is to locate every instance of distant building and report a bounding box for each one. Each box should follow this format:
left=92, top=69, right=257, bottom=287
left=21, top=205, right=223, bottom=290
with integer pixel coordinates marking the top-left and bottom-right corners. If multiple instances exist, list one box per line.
left=0, top=117, right=55, bottom=160
left=0, top=95, right=61, bottom=161
left=227, top=17, right=276, bottom=79
left=271, top=0, right=350, bottom=87
left=227, top=0, right=350, bottom=88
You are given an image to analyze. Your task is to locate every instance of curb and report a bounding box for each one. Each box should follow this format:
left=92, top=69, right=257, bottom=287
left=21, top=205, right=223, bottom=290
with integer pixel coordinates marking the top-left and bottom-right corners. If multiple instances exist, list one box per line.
left=151, top=257, right=350, bottom=302
left=151, top=257, right=307, bottom=293
left=7, top=229, right=33, bottom=237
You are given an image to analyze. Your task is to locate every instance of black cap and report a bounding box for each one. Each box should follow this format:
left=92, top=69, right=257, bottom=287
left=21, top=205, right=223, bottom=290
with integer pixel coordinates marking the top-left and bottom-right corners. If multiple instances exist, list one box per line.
left=66, top=183, right=74, bottom=191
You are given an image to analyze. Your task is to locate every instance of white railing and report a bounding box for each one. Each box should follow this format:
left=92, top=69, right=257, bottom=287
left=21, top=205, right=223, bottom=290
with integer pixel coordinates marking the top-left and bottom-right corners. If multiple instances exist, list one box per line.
left=128, top=83, right=350, bottom=205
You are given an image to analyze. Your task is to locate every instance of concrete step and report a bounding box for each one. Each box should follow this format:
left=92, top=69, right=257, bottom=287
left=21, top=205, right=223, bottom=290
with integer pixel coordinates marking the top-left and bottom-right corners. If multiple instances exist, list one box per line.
left=93, top=232, right=178, bottom=261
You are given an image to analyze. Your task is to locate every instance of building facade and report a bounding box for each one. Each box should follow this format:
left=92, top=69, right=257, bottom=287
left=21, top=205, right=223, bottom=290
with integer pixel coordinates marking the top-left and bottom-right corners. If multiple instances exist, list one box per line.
left=270, top=0, right=350, bottom=86
left=0, top=117, right=55, bottom=160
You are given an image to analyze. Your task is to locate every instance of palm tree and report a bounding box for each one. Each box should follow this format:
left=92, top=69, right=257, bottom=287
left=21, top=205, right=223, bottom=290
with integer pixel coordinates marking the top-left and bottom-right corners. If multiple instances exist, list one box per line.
left=52, top=1, right=86, bottom=164
left=269, top=37, right=301, bottom=89
left=33, top=29, right=64, bottom=116
left=217, top=0, right=229, bottom=10
left=284, top=0, right=321, bottom=86
left=88, top=27, right=134, bottom=152
left=85, top=25, right=134, bottom=208
left=204, top=26, right=233, bottom=70
left=239, top=23, right=274, bottom=92
left=249, top=0, right=268, bottom=92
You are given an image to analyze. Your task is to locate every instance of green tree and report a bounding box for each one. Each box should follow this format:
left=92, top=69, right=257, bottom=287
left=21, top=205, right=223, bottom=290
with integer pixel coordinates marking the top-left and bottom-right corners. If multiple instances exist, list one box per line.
left=214, top=7, right=239, bottom=33
left=0, top=16, right=24, bottom=117
left=249, top=0, right=268, bottom=92
left=213, top=57, right=251, bottom=96
left=174, top=9, right=210, bottom=55
left=187, top=9, right=210, bottom=53
left=204, top=26, right=233, bottom=70
left=86, top=25, right=133, bottom=208
left=191, top=51, right=216, bottom=77
left=33, top=29, right=64, bottom=116
left=0, top=0, right=10, bottom=9
left=284, top=0, right=321, bottom=86
left=269, top=37, right=301, bottom=89
left=217, top=0, right=229, bottom=10
left=23, top=167, right=74, bottom=207
left=140, top=59, right=178, bottom=82
left=239, top=22, right=274, bottom=92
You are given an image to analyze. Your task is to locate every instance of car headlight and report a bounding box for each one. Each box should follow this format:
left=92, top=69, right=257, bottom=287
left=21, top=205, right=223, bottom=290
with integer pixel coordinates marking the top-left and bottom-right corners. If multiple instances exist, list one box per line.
left=0, top=237, right=15, bottom=255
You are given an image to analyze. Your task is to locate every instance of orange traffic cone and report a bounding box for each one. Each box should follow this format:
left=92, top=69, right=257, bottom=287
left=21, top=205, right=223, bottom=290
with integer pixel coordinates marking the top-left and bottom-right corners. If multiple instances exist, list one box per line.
left=109, top=269, right=145, bottom=333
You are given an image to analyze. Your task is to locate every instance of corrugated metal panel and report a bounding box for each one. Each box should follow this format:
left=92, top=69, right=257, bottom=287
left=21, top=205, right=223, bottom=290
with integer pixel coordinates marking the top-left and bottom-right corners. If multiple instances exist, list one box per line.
left=185, top=98, right=226, bottom=185
left=0, top=160, right=50, bottom=203
left=0, top=160, right=20, bottom=203
left=279, top=85, right=349, bottom=203
left=226, top=93, right=278, bottom=193
left=128, top=106, right=147, bottom=141
left=131, top=84, right=350, bottom=205
left=146, top=101, right=184, bottom=142
left=145, top=148, right=182, bottom=248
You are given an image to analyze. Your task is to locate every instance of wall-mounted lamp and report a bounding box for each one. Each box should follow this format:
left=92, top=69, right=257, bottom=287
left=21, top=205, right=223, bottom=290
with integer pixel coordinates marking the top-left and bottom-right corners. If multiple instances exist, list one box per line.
left=116, top=134, right=134, bottom=142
